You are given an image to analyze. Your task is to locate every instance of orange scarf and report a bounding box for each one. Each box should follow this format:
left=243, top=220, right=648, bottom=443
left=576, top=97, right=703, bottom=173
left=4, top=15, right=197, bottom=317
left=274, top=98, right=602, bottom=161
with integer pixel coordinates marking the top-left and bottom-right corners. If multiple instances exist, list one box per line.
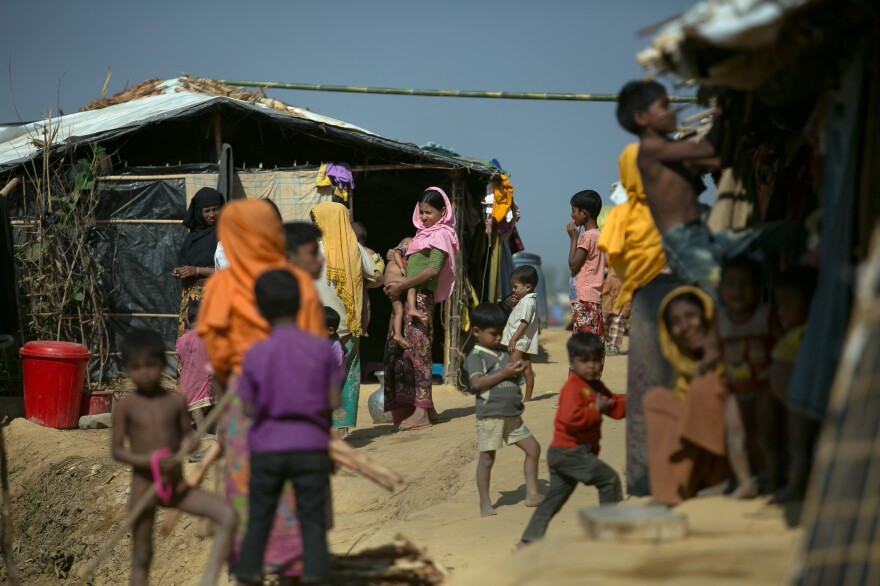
left=197, top=199, right=325, bottom=381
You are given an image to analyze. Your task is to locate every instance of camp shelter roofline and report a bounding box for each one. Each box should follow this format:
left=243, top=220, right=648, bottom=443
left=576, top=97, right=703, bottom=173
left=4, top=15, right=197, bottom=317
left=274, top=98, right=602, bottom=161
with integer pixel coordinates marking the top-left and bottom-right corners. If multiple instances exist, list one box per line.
left=0, top=76, right=499, bottom=177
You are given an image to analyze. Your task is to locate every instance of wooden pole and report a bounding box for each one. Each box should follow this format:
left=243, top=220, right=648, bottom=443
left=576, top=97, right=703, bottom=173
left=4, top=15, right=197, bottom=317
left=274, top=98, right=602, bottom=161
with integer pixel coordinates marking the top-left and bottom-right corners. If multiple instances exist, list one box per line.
left=218, top=79, right=698, bottom=103
left=0, top=424, right=22, bottom=586
left=0, top=177, right=20, bottom=198
left=444, top=174, right=465, bottom=389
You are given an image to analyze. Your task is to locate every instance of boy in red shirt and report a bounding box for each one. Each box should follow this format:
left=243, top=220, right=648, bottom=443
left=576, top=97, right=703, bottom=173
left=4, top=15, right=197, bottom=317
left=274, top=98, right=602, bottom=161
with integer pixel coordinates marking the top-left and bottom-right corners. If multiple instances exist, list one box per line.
left=516, top=333, right=626, bottom=548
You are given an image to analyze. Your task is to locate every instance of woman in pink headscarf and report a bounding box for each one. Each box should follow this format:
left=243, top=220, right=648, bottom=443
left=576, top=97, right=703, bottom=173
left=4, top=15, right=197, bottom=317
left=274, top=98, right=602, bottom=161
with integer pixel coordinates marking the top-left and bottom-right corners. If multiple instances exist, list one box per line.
left=383, top=187, right=459, bottom=431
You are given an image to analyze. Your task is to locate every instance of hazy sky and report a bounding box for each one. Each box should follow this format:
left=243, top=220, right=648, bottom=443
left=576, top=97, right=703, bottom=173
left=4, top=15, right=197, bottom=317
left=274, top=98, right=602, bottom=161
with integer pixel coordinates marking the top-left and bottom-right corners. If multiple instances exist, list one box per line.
left=2, top=0, right=696, bottom=293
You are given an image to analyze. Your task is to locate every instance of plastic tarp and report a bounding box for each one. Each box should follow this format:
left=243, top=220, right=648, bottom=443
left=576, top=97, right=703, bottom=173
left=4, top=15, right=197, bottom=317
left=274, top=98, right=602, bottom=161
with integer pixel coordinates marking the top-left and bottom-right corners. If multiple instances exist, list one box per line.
left=95, top=178, right=192, bottom=376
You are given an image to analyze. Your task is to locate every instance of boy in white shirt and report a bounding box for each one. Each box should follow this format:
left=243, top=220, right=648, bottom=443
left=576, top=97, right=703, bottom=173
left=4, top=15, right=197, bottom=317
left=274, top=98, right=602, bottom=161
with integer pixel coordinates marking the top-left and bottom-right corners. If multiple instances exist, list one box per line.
left=502, top=266, right=540, bottom=401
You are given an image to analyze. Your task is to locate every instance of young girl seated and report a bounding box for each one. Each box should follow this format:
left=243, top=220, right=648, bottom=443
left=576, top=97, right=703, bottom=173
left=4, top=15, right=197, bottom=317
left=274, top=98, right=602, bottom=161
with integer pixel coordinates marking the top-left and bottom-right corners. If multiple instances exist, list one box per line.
left=643, top=286, right=755, bottom=505
left=718, top=257, right=781, bottom=492
left=384, top=236, right=418, bottom=348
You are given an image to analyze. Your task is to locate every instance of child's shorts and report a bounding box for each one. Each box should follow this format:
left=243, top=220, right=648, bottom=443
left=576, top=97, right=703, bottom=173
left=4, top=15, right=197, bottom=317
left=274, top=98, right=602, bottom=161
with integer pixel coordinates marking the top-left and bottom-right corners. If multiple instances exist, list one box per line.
left=476, top=416, right=532, bottom=452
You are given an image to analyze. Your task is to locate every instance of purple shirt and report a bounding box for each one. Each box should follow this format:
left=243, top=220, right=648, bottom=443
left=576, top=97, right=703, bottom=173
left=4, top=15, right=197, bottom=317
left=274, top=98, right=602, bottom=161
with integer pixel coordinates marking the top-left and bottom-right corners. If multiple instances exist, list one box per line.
left=238, top=325, right=343, bottom=453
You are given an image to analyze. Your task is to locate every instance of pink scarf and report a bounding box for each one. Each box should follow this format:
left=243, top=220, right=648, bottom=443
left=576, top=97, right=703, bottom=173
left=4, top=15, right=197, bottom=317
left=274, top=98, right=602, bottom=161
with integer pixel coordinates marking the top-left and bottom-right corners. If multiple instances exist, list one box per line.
left=406, top=187, right=459, bottom=302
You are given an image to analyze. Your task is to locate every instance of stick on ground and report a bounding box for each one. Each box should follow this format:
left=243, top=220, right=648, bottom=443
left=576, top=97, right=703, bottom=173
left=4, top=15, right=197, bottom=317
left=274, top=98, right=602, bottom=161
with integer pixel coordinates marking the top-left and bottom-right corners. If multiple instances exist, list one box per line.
left=0, top=423, right=22, bottom=586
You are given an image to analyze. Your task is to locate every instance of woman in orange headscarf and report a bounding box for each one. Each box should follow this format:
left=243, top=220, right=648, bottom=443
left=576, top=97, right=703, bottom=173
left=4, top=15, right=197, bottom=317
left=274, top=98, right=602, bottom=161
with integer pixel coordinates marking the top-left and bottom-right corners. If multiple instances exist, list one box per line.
left=197, top=199, right=324, bottom=578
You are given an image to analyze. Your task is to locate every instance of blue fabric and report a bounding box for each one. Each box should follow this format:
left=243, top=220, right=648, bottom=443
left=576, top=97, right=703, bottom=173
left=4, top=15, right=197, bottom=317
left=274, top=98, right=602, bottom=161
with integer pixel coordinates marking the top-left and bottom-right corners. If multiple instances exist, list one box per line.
left=787, top=62, right=861, bottom=419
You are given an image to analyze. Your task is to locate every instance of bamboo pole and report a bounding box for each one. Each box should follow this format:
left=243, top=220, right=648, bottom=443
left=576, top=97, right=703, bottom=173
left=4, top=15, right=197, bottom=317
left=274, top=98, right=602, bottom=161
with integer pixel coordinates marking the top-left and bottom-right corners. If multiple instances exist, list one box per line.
left=94, top=220, right=181, bottom=225
left=0, top=177, right=20, bottom=198
left=218, top=79, right=698, bottom=103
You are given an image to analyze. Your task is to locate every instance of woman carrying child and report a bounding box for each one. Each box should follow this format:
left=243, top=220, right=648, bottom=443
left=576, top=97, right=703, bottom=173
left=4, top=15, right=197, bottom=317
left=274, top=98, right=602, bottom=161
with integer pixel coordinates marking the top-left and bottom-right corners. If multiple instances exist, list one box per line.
left=197, top=199, right=325, bottom=580
left=383, top=187, right=460, bottom=431
left=309, top=202, right=378, bottom=439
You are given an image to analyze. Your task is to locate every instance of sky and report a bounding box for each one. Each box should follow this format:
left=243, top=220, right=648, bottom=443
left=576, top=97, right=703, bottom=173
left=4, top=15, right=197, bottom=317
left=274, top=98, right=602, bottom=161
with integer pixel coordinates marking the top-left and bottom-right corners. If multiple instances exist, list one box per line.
left=1, top=0, right=697, bottom=295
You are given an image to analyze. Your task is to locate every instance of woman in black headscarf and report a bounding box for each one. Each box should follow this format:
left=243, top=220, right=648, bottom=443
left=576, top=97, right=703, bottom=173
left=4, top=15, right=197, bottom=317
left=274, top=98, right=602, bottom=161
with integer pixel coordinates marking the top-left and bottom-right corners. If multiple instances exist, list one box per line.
left=172, top=187, right=225, bottom=335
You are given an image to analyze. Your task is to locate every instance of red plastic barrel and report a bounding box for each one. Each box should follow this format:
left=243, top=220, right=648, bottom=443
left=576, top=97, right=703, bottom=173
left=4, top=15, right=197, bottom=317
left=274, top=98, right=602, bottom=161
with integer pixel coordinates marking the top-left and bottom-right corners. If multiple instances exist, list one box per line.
left=20, top=341, right=91, bottom=429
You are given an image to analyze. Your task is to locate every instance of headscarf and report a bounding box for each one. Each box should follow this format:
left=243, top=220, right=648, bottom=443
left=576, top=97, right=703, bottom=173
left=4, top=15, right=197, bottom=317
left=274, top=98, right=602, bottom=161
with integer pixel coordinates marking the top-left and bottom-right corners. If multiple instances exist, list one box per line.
left=310, top=201, right=364, bottom=336
left=197, top=200, right=325, bottom=381
left=597, top=144, right=667, bottom=309
left=657, top=285, right=724, bottom=400
left=406, top=187, right=459, bottom=303
left=178, top=187, right=224, bottom=267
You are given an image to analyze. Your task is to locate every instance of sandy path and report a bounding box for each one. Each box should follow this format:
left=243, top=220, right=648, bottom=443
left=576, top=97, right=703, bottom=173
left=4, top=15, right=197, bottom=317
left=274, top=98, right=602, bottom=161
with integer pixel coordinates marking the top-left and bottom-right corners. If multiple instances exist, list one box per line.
left=331, top=329, right=802, bottom=585
left=329, top=329, right=630, bottom=571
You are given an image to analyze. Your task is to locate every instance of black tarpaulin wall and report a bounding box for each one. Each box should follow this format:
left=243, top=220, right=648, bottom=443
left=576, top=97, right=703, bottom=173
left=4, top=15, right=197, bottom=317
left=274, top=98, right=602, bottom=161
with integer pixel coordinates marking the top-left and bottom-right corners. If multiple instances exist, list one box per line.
left=96, top=176, right=197, bottom=377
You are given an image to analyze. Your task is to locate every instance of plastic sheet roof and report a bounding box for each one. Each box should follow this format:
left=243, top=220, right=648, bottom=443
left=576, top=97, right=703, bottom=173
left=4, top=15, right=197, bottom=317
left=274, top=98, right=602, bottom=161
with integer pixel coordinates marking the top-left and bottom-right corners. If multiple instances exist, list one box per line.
left=637, top=0, right=820, bottom=80
left=0, top=78, right=496, bottom=176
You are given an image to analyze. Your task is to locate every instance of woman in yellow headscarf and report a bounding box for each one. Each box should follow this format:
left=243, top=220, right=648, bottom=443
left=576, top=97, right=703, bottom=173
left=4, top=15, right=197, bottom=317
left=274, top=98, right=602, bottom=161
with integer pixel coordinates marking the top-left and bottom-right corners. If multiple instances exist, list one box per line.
left=643, top=286, right=754, bottom=505
left=197, top=199, right=325, bottom=578
left=310, top=201, right=379, bottom=438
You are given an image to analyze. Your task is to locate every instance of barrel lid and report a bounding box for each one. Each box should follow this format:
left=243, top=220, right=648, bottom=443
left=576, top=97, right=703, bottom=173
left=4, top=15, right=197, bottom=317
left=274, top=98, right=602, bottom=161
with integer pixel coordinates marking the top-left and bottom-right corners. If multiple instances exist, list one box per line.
left=20, top=341, right=91, bottom=359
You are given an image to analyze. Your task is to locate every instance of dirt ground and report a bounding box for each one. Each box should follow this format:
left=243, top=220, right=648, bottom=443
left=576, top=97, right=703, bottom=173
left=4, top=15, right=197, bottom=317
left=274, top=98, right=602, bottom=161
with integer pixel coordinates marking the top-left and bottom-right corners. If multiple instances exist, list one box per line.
left=2, top=329, right=802, bottom=584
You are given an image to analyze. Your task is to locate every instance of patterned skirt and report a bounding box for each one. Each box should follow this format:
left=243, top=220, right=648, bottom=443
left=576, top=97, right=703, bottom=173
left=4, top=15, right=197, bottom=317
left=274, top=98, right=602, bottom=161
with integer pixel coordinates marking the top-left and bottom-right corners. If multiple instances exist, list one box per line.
left=221, top=377, right=303, bottom=577
left=383, top=290, right=435, bottom=410
left=178, top=283, right=205, bottom=337
left=332, top=336, right=361, bottom=428
left=571, top=300, right=605, bottom=338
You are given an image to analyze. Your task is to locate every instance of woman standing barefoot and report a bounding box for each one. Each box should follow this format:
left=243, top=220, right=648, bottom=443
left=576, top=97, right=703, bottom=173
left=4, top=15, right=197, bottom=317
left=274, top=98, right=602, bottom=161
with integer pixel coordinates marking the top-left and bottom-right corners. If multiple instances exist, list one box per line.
left=382, top=187, right=459, bottom=431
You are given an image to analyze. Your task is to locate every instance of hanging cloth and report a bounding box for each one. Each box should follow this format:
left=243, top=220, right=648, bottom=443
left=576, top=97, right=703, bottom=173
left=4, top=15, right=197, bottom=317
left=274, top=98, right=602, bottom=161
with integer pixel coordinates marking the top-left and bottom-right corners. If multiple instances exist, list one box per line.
left=598, top=143, right=667, bottom=310
left=491, top=174, right=514, bottom=223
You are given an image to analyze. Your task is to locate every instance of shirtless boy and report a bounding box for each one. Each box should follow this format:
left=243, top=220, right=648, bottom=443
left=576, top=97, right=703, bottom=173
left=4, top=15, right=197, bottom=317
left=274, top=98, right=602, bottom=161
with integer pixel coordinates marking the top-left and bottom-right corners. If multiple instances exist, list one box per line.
left=616, top=80, right=722, bottom=294
left=384, top=236, right=420, bottom=348
left=617, top=80, right=724, bottom=369
left=112, top=329, right=236, bottom=586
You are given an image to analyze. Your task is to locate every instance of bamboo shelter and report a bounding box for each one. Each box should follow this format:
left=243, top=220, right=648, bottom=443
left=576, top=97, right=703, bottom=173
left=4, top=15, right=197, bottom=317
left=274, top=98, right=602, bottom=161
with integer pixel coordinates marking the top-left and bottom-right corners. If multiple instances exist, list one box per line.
left=0, top=76, right=499, bottom=385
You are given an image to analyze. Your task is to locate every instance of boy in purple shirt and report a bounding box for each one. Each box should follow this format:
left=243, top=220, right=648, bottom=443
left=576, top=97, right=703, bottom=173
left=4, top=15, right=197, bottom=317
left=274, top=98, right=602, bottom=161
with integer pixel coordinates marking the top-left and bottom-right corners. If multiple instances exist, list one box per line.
left=235, top=270, right=342, bottom=585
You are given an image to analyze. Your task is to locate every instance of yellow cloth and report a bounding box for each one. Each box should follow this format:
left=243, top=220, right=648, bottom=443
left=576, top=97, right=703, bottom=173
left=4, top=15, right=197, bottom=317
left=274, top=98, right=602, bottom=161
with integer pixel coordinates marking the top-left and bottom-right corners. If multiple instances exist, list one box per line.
left=316, top=163, right=332, bottom=187
left=771, top=325, right=806, bottom=364
left=310, top=201, right=363, bottom=336
left=492, top=174, right=514, bottom=223
left=597, top=143, right=667, bottom=310
left=657, top=286, right=724, bottom=400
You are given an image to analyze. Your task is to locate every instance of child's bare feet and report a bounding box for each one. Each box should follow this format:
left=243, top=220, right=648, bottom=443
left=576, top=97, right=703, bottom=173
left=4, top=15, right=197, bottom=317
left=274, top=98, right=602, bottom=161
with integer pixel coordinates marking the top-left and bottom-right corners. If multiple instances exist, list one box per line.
left=524, top=493, right=545, bottom=507
left=480, top=501, right=497, bottom=517
left=696, top=480, right=729, bottom=497
left=408, top=308, right=428, bottom=322
left=393, top=334, right=410, bottom=349
left=512, top=540, right=530, bottom=552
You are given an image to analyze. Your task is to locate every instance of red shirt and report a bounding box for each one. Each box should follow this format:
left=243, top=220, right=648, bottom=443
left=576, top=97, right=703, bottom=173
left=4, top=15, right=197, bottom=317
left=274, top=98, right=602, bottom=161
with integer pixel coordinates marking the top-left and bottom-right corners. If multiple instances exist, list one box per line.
left=551, top=373, right=626, bottom=453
